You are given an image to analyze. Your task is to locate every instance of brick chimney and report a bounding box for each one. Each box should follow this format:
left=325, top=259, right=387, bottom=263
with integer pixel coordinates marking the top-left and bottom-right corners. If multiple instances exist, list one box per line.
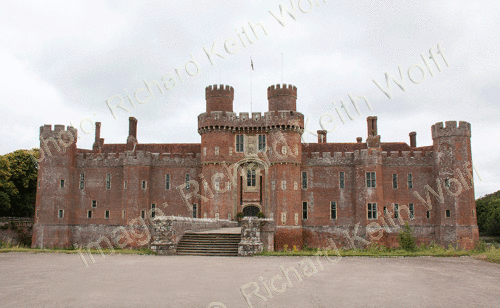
left=317, top=130, right=327, bottom=143
left=357, top=137, right=362, bottom=143
left=409, top=131, right=417, bottom=147
left=366, top=116, right=380, bottom=148
left=127, top=117, right=138, bottom=148
left=92, top=122, right=104, bottom=152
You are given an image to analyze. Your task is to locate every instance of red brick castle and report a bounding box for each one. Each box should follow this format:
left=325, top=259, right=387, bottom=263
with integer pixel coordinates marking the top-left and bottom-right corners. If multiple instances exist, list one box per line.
left=33, top=84, right=479, bottom=250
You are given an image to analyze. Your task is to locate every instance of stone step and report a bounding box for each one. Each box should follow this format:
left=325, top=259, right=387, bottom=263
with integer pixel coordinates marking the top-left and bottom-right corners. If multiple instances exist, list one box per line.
left=176, top=252, right=239, bottom=256
left=176, top=232, right=241, bottom=256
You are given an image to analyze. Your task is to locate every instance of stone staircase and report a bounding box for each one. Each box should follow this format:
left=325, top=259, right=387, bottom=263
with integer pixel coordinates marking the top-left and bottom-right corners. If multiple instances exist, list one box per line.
left=176, top=232, right=241, bottom=256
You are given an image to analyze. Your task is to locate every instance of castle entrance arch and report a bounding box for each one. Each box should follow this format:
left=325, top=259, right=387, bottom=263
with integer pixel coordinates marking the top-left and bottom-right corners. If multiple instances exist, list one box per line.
left=229, top=156, right=270, bottom=219
left=243, top=205, right=260, bottom=217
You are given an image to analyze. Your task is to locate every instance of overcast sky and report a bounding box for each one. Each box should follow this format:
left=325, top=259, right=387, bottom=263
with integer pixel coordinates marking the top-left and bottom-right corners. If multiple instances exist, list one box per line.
left=0, top=0, right=498, bottom=198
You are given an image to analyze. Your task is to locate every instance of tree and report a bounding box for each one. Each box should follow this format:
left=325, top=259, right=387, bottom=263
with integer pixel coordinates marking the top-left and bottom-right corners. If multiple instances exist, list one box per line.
left=0, top=149, right=39, bottom=217
left=476, top=191, right=500, bottom=236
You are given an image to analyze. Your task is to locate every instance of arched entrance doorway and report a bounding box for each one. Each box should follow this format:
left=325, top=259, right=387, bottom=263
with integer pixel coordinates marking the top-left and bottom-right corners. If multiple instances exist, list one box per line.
left=243, top=205, right=260, bottom=217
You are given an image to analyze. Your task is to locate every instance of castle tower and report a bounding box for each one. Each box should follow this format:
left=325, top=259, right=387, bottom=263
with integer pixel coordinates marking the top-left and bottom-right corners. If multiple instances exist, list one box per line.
left=198, top=85, right=235, bottom=220
left=33, top=125, right=78, bottom=248
left=431, top=121, right=478, bottom=248
left=266, top=84, right=303, bottom=249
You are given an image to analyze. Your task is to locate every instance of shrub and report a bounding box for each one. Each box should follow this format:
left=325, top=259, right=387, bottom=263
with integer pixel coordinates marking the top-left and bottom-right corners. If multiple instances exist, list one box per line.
left=283, top=244, right=288, bottom=252
left=256, top=212, right=265, bottom=218
left=236, top=212, right=244, bottom=221
left=397, top=222, right=417, bottom=251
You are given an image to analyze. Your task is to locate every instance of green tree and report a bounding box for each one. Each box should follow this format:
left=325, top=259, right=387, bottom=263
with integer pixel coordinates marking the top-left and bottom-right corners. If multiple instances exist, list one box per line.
left=397, top=222, right=417, bottom=251
left=476, top=191, right=500, bottom=236
left=0, top=149, right=39, bottom=217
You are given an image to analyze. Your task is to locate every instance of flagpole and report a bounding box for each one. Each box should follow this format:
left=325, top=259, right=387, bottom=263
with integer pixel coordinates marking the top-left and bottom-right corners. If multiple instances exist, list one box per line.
left=281, top=53, right=284, bottom=84
left=250, top=57, right=253, bottom=114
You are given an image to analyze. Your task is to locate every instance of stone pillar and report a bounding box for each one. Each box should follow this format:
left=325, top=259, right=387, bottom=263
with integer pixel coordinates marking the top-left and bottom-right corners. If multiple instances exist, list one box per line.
left=238, top=217, right=264, bottom=256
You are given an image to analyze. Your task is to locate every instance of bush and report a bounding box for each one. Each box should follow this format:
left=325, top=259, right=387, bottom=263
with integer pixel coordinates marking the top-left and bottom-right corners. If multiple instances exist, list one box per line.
left=236, top=212, right=244, bottom=221
left=397, top=222, right=417, bottom=251
left=256, top=212, right=265, bottom=218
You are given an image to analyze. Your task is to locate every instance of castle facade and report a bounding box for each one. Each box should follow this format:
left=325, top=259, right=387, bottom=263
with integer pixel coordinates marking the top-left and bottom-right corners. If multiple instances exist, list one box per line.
left=32, top=84, right=479, bottom=250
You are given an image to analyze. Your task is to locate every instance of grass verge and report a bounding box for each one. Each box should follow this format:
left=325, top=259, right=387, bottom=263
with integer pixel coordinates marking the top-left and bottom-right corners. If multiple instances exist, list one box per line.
left=0, top=244, right=156, bottom=255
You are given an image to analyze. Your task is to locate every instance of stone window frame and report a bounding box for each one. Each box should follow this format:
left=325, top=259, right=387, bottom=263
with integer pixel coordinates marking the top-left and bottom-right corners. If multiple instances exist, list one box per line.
left=192, top=204, right=197, bottom=218
left=124, top=180, right=128, bottom=189
left=426, top=210, right=431, bottom=219
left=142, top=180, right=147, bottom=189
left=394, top=204, right=399, bottom=219
left=392, top=173, right=398, bottom=189
left=258, top=134, right=266, bottom=152
left=91, top=200, right=97, bottom=208
left=58, top=209, right=64, bottom=218
left=36, top=209, right=39, bottom=218
left=339, top=172, right=345, bottom=189
left=165, top=174, right=170, bottom=190
left=185, top=174, right=190, bottom=190
left=301, top=171, right=307, bottom=189
left=87, top=210, right=92, bottom=219
left=247, top=169, right=256, bottom=187
left=79, top=174, right=85, bottom=190
left=366, top=172, right=376, bottom=188
left=38, top=180, right=41, bottom=188
left=407, top=173, right=413, bottom=189
left=60, top=179, right=65, bottom=188
left=105, top=174, right=111, bottom=190
left=141, top=210, right=146, bottom=219
left=228, top=212, right=231, bottom=220
left=302, top=201, right=308, bottom=220
left=235, top=134, right=244, bottom=153
left=151, top=204, right=156, bottom=218
left=105, top=210, right=110, bottom=219
left=330, top=201, right=337, bottom=220
left=122, top=210, right=126, bottom=219
left=409, top=203, right=415, bottom=219
left=367, top=203, right=377, bottom=219
left=445, top=209, right=451, bottom=218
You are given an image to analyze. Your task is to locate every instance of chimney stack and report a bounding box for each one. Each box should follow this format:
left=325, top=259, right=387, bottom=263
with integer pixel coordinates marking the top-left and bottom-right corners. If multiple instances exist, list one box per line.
left=409, top=131, right=417, bottom=147
left=93, top=122, right=103, bottom=152
left=357, top=137, right=362, bottom=143
left=129, top=117, right=138, bottom=139
left=317, top=130, right=327, bottom=143
left=367, top=116, right=378, bottom=136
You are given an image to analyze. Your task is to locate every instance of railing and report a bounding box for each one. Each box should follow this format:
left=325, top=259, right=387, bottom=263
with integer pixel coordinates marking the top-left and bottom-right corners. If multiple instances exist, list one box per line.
left=0, top=217, right=34, bottom=227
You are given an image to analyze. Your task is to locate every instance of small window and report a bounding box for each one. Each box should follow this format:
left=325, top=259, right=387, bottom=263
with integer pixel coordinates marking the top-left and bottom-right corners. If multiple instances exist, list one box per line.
left=141, top=211, right=145, bottom=219
left=281, top=181, right=286, bottom=190
left=367, top=203, right=377, bottom=219
left=409, top=203, right=414, bottom=219
left=60, top=179, right=65, bottom=188
left=192, top=204, right=197, bottom=218
left=302, top=202, right=308, bottom=220
left=215, top=213, right=219, bottom=220
left=124, top=180, right=127, bottom=189
left=472, top=209, right=475, bottom=218
left=339, top=172, right=345, bottom=189
left=87, top=211, right=92, bottom=218
left=142, top=180, right=147, bottom=189
left=392, top=174, right=398, bottom=189
left=38, top=180, right=41, bottom=188
left=106, top=174, right=111, bottom=190
left=330, top=202, right=337, bottom=220
left=366, top=172, right=376, bottom=188
left=185, top=174, right=190, bottom=190
left=36, top=210, right=39, bottom=218
left=445, top=210, right=451, bottom=218
left=91, top=200, right=97, bottom=208
left=301, top=171, right=307, bottom=189
left=407, top=174, right=413, bottom=189
left=165, top=174, right=170, bottom=190
left=394, top=204, right=399, bottom=219
left=445, top=179, right=450, bottom=188
left=383, top=206, right=387, bottom=215
left=151, top=204, right=156, bottom=218
left=79, top=174, right=85, bottom=189
left=228, top=212, right=231, bottom=220
left=426, top=210, right=431, bottom=219
left=269, top=212, right=274, bottom=220
left=105, top=210, right=110, bottom=219
left=247, top=169, right=256, bottom=187
left=122, top=210, right=126, bottom=219
left=58, top=209, right=64, bottom=218
left=258, top=135, right=266, bottom=152
left=235, top=134, right=244, bottom=152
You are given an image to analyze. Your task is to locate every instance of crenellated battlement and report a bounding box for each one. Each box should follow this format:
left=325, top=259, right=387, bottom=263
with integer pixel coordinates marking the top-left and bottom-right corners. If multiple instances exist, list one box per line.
left=267, top=83, right=297, bottom=98
left=40, top=124, right=78, bottom=140
left=76, top=150, right=200, bottom=168
left=303, top=151, right=355, bottom=166
left=205, top=84, right=234, bottom=99
left=198, top=110, right=304, bottom=133
left=382, top=150, right=434, bottom=166
left=432, top=121, right=471, bottom=139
